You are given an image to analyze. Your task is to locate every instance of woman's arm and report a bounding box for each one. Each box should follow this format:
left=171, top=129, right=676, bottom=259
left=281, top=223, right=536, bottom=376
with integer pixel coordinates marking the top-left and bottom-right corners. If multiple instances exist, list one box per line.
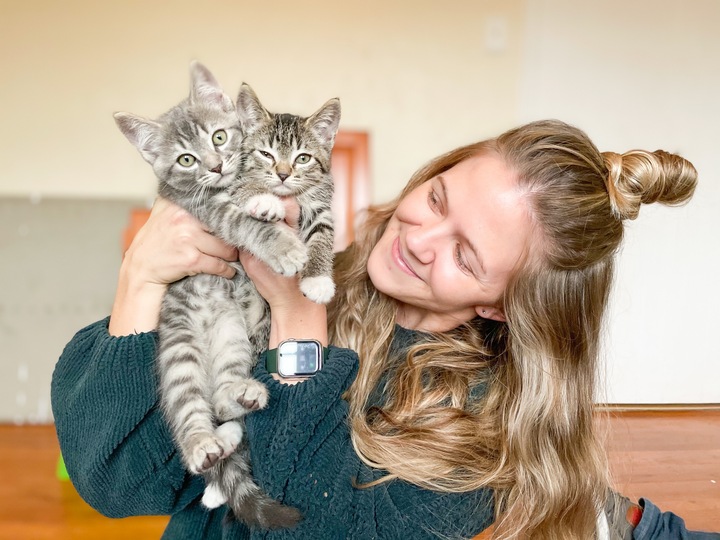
left=52, top=198, right=239, bottom=517
left=109, top=197, right=238, bottom=336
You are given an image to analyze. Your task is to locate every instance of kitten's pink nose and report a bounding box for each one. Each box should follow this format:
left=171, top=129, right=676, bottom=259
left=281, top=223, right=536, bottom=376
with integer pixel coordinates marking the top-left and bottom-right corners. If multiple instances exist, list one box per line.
left=210, top=163, right=223, bottom=174
left=277, top=173, right=289, bottom=182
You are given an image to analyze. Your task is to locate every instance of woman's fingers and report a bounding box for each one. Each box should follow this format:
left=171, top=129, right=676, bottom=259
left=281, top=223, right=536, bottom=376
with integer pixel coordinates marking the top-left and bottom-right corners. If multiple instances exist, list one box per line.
left=127, top=198, right=239, bottom=284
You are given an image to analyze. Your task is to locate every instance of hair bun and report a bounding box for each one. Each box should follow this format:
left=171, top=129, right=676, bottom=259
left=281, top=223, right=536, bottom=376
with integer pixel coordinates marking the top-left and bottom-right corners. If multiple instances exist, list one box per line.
left=601, top=150, right=697, bottom=220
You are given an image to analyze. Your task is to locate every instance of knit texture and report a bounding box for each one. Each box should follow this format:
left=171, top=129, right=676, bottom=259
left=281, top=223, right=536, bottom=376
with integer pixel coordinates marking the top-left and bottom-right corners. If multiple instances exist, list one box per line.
left=52, top=318, right=494, bottom=539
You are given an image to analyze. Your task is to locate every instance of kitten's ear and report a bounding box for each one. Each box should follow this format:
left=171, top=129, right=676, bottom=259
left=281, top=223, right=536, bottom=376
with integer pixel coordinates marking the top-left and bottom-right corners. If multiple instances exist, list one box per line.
left=189, top=61, right=234, bottom=113
left=236, top=83, right=270, bottom=133
left=306, top=98, right=341, bottom=145
left=114, top=112, right=162, bottom=164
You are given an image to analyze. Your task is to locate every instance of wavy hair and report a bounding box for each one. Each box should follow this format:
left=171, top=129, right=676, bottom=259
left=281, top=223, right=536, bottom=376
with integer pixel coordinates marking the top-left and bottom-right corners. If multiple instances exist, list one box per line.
left=327, top=120, right=697, bottom=539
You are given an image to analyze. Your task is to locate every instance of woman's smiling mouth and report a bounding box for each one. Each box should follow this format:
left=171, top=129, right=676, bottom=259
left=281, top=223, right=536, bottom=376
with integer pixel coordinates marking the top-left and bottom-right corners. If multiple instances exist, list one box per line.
left=392, top=237, right=420, bottom=279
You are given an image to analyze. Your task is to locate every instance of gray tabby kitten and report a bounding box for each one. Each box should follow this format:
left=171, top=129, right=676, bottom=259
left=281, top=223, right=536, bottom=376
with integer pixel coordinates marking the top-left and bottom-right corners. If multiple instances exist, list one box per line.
left=113, top=62, right=340, bottom=528
left=200, top=82, right=341, bottom=517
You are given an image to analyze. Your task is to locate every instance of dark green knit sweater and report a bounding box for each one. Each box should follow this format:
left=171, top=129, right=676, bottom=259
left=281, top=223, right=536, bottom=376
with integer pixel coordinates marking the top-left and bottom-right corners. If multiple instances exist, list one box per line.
left=51, top=318, right=493, bottom=539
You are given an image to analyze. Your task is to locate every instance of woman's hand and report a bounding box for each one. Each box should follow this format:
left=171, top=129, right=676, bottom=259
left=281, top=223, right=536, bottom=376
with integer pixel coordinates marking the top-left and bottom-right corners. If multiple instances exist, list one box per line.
left=109, top=198, right=238, bottom=336
left=239, top=198, right=328, bottom=382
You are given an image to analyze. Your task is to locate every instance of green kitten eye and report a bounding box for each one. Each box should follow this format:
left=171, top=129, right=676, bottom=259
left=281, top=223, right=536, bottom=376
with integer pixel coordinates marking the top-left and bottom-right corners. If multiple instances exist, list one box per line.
left=212, top=130, right=227, bottom=146
left=177, top=154, right=197, bottom=167
left=295, top=153, right=312, bottom=165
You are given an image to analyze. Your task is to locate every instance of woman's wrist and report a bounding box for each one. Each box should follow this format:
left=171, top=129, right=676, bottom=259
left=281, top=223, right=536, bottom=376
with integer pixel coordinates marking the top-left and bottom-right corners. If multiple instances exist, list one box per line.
left=268, top=299, right=328, bottom=348
left=108, top=260, right=166, bottom=337
left=267, top=297, right=328, bottom=385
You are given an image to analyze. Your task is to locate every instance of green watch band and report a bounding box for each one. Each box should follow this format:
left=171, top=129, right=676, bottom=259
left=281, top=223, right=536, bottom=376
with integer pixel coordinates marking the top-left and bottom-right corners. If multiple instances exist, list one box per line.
left=266, top=347, right=280, bottom=373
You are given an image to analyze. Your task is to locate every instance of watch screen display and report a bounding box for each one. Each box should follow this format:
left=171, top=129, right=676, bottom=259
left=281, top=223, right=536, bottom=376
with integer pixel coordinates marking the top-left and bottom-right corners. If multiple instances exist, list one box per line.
left=278, top=340, right=320, bottom=376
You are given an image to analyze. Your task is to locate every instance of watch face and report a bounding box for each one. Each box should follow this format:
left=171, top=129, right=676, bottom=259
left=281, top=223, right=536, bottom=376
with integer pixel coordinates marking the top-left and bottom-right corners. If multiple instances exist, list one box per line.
left=278, top=340, right=321, bottom=377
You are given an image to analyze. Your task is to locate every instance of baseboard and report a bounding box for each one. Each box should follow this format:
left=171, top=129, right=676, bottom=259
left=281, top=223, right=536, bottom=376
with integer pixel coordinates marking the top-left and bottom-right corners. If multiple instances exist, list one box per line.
left=596, top=403, right=720, bottom=412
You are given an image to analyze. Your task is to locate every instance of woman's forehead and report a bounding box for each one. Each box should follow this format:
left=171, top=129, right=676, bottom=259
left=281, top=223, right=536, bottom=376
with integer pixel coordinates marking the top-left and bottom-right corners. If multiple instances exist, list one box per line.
left=442, top=154, right=538, bottom=274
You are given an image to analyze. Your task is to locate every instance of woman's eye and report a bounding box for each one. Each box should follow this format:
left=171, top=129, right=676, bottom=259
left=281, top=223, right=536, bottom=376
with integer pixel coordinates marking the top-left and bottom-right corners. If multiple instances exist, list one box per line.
left=212, top=130, right=227, bottom=146
left=428, top=189, right=440, bottom=209
left=295, top=153, right=311, bottom=165
left=177, top=154, right=196, bottom=167
left=455, top=245, right=470, bottom=272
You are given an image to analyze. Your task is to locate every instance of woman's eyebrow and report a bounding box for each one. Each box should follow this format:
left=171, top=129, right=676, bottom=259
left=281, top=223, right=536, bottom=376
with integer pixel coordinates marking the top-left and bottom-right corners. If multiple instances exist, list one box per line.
left=438, top=175, right=487, bottom=275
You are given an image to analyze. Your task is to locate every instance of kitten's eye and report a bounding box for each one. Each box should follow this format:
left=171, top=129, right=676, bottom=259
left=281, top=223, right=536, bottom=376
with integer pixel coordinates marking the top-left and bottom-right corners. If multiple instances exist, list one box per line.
left=212, top=130, right=227, bottom=146
left=258, top=150, right=275, bottom=163
left=295, top=153, right=312, bottom=165
left=177, top=154, right=196, bottom=167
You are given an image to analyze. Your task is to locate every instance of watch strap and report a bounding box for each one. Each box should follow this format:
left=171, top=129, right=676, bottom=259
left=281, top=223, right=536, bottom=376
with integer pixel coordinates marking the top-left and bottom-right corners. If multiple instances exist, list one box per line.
left=266, top=347, right=280, bottom=374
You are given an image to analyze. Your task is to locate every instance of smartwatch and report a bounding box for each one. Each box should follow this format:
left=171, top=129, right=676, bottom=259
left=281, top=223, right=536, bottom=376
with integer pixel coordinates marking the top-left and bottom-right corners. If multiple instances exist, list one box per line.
left=266, top=339, right=328, bottom=378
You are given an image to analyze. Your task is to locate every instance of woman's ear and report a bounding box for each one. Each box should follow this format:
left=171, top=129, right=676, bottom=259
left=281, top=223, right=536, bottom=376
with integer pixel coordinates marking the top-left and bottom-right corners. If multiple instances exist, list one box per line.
left=475, top=305, right=506, bottom=322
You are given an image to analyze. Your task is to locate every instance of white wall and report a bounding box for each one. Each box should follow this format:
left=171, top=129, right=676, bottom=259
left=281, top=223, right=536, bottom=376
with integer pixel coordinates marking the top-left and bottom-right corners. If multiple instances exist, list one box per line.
left=518, top=0, right=720, bottom=403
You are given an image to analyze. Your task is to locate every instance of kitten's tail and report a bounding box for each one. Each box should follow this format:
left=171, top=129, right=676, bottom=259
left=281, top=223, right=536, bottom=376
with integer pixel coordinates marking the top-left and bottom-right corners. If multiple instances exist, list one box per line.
left=204, top=450, right=302, bottom=530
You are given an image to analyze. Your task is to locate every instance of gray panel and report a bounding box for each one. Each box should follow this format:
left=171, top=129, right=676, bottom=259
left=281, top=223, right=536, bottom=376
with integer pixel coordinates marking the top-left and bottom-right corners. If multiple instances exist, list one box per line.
left=0, top=197, right=146, bottom=423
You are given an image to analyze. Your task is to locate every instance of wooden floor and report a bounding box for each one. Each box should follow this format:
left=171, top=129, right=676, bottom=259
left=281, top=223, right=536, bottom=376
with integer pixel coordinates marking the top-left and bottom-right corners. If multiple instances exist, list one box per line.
left=0, top=411, right=718, bottom=539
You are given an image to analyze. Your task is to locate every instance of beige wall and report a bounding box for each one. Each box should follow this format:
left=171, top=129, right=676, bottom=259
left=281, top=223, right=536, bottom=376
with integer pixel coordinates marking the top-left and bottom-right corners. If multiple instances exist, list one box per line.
left=1, top=0, right=524, bottom=204
left=1, top=0, right=524, bottom=423
left=2, top=0, right=718, bottom=423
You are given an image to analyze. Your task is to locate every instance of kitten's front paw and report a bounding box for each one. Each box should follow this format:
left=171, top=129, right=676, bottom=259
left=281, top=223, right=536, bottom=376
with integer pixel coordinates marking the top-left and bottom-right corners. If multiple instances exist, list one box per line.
left=246, top=194, right=285, bottom=222
left=264, top=236, right=309, bottom=276
left=300, top=275, right=336, bottom=304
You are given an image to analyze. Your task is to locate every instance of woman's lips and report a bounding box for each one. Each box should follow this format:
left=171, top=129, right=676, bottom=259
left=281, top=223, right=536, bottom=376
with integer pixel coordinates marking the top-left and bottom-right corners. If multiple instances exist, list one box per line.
left=392, top=237, right=420, bottom=278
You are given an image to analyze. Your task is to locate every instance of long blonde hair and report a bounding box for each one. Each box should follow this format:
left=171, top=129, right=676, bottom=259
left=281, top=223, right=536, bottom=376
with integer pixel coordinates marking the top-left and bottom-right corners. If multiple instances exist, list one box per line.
left=327, top=120, right=697, bottom=539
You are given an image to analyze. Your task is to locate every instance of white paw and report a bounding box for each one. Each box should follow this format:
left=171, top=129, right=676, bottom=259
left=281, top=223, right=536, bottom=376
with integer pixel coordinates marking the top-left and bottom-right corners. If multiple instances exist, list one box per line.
left=300, top=275, right=336, bottom=304
left=202, top=483, right=228, bottom=509
left=215, top=421, right=243, bottom=456
left=246, top=194, right=285, bottom=222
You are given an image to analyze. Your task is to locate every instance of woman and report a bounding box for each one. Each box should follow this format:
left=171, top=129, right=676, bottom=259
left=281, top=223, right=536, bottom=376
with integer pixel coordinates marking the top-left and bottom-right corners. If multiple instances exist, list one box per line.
left=52, top=120, right=710, bottom=539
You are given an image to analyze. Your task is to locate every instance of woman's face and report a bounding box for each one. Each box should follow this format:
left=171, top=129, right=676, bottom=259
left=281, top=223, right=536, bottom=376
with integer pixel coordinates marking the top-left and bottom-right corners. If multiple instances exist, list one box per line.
left=367, top=152, right=536, bottom=332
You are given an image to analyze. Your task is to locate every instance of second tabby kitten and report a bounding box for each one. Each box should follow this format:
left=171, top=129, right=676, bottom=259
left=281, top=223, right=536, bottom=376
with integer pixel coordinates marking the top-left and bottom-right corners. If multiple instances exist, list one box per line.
left=200, top=83, right=340, bottom=518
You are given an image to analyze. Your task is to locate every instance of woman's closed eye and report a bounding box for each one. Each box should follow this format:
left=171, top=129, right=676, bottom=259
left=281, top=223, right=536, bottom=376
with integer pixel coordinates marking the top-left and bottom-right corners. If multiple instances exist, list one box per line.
left=455, top=244, right=472, bottom=274
left=428, top=188, right=442, bottom=211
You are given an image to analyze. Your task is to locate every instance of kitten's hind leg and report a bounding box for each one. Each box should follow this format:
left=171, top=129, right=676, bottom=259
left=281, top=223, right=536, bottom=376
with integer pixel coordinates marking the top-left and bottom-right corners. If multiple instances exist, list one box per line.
left=214, top=378, right=269, bottom=421
left=201, top=421, right=242, bottom=509
left=158, top=323, right=226, bottom=474
left=209, top=307, right=269, bottom=421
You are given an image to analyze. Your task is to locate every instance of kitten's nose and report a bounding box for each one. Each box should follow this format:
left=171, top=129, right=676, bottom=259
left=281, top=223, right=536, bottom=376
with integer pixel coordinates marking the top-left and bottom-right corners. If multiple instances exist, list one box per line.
left=210, top=163, right=223, bottom=174
left=277, top=172, right=289, bottom=182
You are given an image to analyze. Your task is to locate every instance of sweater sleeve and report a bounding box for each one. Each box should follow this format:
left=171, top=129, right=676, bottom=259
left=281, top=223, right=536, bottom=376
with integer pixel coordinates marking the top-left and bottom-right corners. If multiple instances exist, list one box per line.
left=50, top=317, right=204, bottom=518
left=241, top=348, right=495, bottom=539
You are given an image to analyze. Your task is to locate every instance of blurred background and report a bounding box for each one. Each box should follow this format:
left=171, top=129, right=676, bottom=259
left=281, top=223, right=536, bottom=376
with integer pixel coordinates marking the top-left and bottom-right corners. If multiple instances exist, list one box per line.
left=1, top=0, right=719, bottom=426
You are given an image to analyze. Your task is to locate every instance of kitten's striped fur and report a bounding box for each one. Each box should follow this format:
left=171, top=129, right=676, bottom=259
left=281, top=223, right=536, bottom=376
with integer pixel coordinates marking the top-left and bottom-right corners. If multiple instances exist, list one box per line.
left=113, top=62, right=340, bottom=529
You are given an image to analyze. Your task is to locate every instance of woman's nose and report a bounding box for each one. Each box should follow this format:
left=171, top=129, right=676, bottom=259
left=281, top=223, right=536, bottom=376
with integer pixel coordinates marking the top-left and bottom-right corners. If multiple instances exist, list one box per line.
left=405, top=223, right=441, bottom=264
